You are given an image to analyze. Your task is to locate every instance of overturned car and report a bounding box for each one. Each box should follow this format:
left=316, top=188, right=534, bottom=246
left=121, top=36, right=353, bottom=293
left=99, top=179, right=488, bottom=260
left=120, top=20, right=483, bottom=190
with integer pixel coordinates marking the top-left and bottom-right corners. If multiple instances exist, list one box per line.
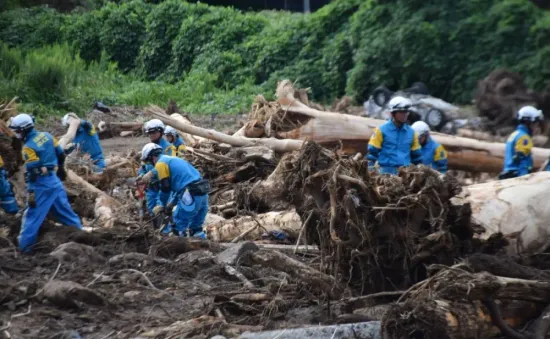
left=363, top=82, right=460, bottom=132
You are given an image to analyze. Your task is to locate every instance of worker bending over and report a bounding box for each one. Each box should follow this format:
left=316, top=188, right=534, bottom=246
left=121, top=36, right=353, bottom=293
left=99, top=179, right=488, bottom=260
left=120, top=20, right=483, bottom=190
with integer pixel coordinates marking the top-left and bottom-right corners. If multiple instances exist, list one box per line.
left=367, top=97, right=423, bottom=174
left=62, top=113, right=105, bottom=174
left=0, top=155, right=18, bottom=214
left=164, top=126, right=187, bottom=157
left=411, top=121, right=448, bottom=174
left=139, top=143, right=209, bottom=238
left=9, top=114, right=81, bottom=252
left=500, top=106, right=543, bottom=179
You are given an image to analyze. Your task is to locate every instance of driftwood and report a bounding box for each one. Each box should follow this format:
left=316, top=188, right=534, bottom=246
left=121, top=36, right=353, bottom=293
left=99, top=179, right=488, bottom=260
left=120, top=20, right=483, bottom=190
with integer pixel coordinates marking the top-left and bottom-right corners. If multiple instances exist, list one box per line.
left=455, top=171, right=550, bottom=254
left=205, top=211, right=301, bottom=242
left=148, top=111, right=304, bottom=153
left=57, top=114, right=81, bottom=150
left=67, top=170, right=119, bottom=227
left=97, top=121, right=143, bottom=138
left=381, top=266, right=549, bottom=339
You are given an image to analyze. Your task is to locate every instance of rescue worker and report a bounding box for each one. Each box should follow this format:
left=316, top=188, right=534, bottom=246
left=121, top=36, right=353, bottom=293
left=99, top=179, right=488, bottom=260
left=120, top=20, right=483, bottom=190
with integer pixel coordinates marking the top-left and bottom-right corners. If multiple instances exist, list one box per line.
left=9, top=114, right=82, bottom=252
left=61, top=113, right=106, bottom=174
left=139, top=119, right=177, bottom=221
left=500, top=106, right=543, bottom=179
left=139, top=143, right=209, bottom=239
left=367, top=96, right=423, bottom=174
left=0, top=155, right=18, bottom=214
left=411, top=121, right=448, bottom=174
left=143, top=119, right=176, bottom=156
left=164, top=126, right=186, bottom=157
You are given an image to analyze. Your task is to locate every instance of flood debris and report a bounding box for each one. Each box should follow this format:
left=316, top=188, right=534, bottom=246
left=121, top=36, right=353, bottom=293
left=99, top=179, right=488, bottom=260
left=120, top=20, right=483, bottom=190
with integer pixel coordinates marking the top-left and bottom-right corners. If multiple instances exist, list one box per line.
left=3, top=81, right=550, bottom=339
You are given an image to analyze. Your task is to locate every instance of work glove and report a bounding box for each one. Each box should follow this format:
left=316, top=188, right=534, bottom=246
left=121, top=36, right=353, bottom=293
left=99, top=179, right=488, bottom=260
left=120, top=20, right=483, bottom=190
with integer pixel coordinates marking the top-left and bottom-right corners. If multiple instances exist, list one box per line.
left=152, top=205, right=164, bottom=216
left=27, top=190, right=36, bottom=208
left=57, top=166, right=67, bottom=181
left=136, top=171, right=153, bottom=185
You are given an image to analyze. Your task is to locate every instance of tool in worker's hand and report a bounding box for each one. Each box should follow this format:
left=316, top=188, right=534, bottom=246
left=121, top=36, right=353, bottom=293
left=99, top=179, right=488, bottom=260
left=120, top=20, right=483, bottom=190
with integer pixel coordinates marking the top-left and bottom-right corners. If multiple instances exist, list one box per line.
left=135, top=181, right=146, bottom=222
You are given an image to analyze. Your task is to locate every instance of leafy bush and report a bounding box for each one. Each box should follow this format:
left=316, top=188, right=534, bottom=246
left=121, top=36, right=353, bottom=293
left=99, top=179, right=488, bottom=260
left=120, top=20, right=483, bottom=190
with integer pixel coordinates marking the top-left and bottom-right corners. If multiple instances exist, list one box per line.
left=136, top=0, right=202, bottom=79
left=99, top=0, right=150, bottom=72
left=1, top=0, right=550, bottom=114
left=0, top=7, right=65, bottom=48
left=63, top=11, right=103, bottom=62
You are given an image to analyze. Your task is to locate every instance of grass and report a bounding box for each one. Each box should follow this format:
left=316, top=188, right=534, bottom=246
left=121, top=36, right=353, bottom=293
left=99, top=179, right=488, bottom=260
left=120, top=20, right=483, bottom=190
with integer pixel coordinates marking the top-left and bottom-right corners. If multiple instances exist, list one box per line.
left=0, top=42, right=263, bottom=117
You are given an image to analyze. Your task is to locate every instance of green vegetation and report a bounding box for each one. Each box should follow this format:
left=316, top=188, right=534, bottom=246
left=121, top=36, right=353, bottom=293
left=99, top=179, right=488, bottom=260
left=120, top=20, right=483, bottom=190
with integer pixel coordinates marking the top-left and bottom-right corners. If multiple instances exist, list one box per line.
left=0, top=0, right=549, bottom=116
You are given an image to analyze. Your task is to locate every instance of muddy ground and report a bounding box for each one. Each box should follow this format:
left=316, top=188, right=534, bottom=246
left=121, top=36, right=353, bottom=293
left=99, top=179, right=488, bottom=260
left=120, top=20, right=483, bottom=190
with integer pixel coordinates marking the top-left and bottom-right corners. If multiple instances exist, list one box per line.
left=0, top=221, right=334, bottom=339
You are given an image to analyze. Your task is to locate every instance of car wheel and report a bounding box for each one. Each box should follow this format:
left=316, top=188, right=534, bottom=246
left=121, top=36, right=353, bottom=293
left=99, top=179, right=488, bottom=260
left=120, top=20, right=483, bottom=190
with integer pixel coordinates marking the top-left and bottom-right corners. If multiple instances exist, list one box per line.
left=425, top=108, right=447, bottom=131
left=372, top=86, right=393, bottom=106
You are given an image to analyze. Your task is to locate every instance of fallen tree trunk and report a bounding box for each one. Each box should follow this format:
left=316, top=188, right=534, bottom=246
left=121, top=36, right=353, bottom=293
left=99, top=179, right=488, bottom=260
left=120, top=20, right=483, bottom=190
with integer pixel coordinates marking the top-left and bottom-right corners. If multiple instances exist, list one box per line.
left=169, top=113, right=206, bottom=145
left=274, top=90, right=550, bottom=172
left=205, top=210, right=301, bottom=242
left=57, top=114, right=81, bottom=150
left=457, top=129, right=506, bottom=142
left=455, top=171, right=550, bottom=255
left=149, top=111, right=304, bottom=153
left=67, top=170, right=119, bottom=227
left=382, top=298, right=540, bottom=339
left=381, top=267, right=549, bottom=339
left=97, top=121, right=143, bottom=139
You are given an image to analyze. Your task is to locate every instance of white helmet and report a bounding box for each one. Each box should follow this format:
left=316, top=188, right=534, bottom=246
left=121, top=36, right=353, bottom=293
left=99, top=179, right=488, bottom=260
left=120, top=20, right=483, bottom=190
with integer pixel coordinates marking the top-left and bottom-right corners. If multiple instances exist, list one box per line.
left=411, top=121, right=430, bottom=137
left=143, top=119, right=165, bottom=134
left=61, top=113, right=79, bottom=128
left=388, top=96, right=413, bottom=113
left=517, top=106, right=543, bottom=122
left=8, top=113, right=34, bottom=133
left=140, top=143, right=162, bottom=161
left=164, top=126, right=178, bottom=138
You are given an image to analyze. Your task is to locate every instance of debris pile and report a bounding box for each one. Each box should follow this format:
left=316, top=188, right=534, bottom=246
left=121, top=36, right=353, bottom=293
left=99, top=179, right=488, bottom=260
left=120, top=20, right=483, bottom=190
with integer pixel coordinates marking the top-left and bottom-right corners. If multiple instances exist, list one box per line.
left=282, top=142, right=482, bottom=293
left=475, top=69, right=550, bottom=137
left=3, top=81, right=550, bottom=338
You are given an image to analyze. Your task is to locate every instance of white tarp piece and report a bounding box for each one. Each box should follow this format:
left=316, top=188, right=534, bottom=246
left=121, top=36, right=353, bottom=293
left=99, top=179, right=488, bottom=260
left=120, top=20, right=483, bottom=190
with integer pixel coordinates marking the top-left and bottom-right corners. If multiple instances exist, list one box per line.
left=456, top=171, right=550, bottom=254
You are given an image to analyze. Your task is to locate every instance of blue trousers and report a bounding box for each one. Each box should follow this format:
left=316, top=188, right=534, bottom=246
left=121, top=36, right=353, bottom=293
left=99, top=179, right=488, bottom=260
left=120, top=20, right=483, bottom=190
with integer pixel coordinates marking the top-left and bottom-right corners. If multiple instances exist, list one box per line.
left=0, top=169, right=18, bottom=214
left=19, top=175, right=82, bottom=252
left=169, top=194, right=208, bottom=237
left=145, top=188, right=159, bottom=214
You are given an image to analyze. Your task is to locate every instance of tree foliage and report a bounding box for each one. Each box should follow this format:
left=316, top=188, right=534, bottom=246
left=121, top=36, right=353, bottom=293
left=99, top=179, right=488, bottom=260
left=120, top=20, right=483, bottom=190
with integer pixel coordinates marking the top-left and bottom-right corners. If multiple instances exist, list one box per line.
left=1, top=0, right=549, bottom=113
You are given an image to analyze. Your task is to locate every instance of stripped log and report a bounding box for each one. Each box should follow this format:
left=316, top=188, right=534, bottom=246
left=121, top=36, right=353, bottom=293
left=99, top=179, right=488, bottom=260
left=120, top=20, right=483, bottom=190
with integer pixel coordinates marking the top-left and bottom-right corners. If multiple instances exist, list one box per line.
left=67, top=170, right=120, bottom=227
left=57, top=114, right=80, bottom=149
left=455, top=171, right=550, bottom=254
left=149, top=112, right=304, bottom=153
left=205, top=210, right=302, bottom=242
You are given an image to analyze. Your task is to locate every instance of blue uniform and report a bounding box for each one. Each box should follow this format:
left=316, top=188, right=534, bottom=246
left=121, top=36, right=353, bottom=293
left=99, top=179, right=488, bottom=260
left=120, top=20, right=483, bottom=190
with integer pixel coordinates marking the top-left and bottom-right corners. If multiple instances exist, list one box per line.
left=153, top=155, right=208, bottom=237
left=73, top=120, right=105, bottom=173
left=503, top=124, right=533, bottom=177
left=140, top=138, right=177, bottom=215
left=0, top=156, right=18, bottom=214
left=367, top=120, right=423, bottom=174
left=171, top=137, right=186, bottom=157
left=420, top=136, right=448, bottom=174
left=19, top=130, right=82, bottom=252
